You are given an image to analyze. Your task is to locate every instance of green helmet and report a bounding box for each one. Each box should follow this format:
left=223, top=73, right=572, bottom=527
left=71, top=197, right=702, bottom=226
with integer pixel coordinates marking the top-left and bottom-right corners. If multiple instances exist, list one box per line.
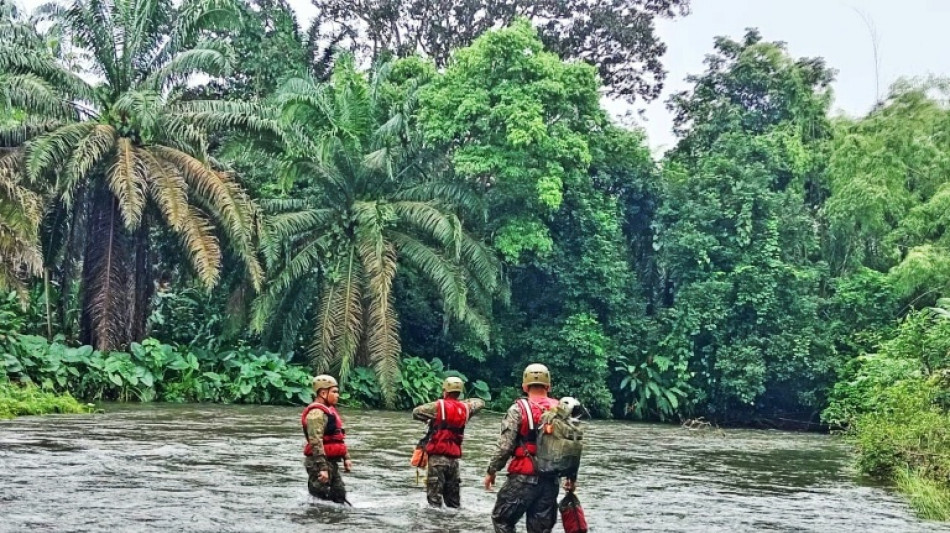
left=312, top=374, right=338, bottom=392
left=522, top=363, right=551, bottom=388
left=443, top=376, right=465, bottom=394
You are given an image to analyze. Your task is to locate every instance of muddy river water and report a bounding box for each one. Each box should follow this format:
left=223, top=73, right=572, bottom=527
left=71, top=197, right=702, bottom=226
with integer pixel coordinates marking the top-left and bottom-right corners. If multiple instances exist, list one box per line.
left=2, top=404, right=949, bottom=532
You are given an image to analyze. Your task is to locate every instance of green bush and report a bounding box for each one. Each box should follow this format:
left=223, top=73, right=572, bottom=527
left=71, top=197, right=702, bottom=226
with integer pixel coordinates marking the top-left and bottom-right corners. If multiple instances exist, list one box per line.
left=488, top=386, right=523, bottom=412
left=398, top=356, right=446, bottom=408
left=0, top=380, right=92, bottom=419
left=614, top=352, right=692, bottom=421
left=338, top=358, right=492, bottom=409
left=825, top=307, right=950, bottom=520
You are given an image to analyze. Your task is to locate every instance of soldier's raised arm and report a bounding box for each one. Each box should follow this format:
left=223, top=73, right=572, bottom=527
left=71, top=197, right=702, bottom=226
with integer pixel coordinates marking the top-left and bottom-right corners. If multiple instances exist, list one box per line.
left=464, top=398, right=486, bottom=418
left=412, top=401, right=439, bottom=422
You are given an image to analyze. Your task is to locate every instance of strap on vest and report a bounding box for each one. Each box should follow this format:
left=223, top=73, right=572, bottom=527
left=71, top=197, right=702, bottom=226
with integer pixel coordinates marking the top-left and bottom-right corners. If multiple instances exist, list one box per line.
left=435, top=399, right=466, bottom=432
left=518, top=398, right=535, bottom=431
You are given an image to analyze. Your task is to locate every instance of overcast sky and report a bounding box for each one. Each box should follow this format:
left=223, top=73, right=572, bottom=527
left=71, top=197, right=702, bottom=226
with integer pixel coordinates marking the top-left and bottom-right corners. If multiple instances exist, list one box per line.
left=283, top=0, right=950, bottom=152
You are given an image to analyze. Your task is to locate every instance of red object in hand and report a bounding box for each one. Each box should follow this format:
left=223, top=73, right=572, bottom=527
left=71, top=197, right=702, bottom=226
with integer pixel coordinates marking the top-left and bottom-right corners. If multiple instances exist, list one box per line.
left=559, top=491, right=588, bottom=533
left=410, top=447, right=428, bottom=468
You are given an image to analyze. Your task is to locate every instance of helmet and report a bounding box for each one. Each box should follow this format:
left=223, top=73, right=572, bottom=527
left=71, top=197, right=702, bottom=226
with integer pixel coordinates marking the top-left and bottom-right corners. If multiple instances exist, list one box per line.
left=522, top=363, right=551, bottom=388
left=443, top=376, right=465, bottom=394
left=312, top=374, right=339, bottom=392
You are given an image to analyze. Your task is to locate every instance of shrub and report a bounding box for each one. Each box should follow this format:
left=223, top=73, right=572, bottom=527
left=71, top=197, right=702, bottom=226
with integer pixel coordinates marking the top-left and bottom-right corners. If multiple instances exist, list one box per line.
left=0, top=380, right=92, bottom=419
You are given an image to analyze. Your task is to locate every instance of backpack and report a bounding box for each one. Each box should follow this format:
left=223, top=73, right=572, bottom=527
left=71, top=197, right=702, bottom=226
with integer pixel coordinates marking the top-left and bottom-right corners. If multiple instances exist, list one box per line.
left=535, top=397, right=584, bottom=477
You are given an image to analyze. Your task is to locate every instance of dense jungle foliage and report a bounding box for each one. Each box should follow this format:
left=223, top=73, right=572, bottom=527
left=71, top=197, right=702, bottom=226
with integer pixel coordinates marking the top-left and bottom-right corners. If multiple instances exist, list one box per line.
left=2, top=0, right=950, bottom=514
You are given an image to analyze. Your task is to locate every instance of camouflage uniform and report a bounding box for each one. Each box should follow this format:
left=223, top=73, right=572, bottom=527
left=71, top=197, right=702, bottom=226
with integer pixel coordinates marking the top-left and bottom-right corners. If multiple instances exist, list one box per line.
left=412, top=398, right=485, bottom=507
left=487, top=401, right=560, bottom=533
left=303, top=407, right=350, bottom=503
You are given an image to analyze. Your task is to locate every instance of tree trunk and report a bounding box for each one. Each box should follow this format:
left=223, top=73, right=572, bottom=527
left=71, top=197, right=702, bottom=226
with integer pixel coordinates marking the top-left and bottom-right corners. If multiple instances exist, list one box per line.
left=54, top=187, right=87, bottom=341
left=79, top=186, right=133, bottom=351
left=130, top=219, right=152, bottom=342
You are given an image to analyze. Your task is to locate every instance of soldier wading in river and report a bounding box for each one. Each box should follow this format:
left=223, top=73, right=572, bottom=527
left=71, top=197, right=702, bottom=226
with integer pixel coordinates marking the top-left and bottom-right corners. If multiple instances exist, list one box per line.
left=412, top=376, right=485, bottom=507
left=301, top=375, right=352, bottom=503
left=484, top=364, right=577, bottom=533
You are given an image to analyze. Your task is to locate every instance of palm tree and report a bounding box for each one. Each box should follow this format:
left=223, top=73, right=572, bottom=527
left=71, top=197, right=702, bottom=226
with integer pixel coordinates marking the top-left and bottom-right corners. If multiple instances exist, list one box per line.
left=253, top=58, right=500, bottom=405
left=0, top=140, right=43, bottom=302
left=0, top=1, right=55, bottom=303
left=0, top=0, right=267, bottom=349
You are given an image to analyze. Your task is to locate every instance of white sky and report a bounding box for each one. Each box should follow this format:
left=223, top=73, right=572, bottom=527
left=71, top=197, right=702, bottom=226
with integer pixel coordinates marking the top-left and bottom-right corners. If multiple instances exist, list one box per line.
left=21, top=0, right=949, bottom=152
left=284, top=0, right=950, bottom=153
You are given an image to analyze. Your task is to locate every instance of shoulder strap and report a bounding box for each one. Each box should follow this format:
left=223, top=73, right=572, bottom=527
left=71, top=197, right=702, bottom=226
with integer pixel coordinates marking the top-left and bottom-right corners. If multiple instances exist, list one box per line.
left=311, top=403, right=331, bottom=414
left=438, top=399, right=446, bottom=422
left=517, top=398, right=535, bottom=431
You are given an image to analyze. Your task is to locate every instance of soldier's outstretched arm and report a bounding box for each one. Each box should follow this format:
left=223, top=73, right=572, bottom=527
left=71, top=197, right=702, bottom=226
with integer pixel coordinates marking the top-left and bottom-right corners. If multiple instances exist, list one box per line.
left=486, top=403, right=521, bottom=475
left=412, top=401, right=438, bottom=422
left=464, top=398, right=486, bottom=417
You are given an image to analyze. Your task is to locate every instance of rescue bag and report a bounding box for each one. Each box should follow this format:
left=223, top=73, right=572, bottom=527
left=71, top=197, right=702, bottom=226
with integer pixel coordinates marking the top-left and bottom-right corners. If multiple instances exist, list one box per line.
left=559, top=491, right=589, bottom=533
left=410, top=420, right=435, bottom=469
left=410, top=447, right=428, bottom=468
left=535, top=397, right=584, bottom=477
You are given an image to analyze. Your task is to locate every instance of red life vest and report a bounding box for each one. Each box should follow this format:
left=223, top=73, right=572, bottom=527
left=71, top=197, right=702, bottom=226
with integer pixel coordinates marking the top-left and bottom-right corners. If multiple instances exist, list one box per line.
left=301, top=402, right=348, bottom=459
left=507, top=396, right=559, bottom=475
left=425, top=398, right=470, bottom=458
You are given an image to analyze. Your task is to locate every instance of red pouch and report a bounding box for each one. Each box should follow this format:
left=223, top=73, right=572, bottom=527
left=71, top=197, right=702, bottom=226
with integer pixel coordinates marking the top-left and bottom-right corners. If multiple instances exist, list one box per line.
left=410, top=447, right=428, bottom=468
left=559, top=491, right=588, bottom=533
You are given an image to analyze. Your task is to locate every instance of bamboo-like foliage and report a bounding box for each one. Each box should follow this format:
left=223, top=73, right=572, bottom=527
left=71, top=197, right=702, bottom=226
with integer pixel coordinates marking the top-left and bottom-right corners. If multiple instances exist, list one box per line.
left=253, top=59, right=500, bottom=406
left=0, top=0, right=269, bottom=350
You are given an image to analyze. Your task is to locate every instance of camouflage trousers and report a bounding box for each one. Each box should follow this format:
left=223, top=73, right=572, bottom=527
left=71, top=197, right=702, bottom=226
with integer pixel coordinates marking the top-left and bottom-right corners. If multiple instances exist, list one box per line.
left=426, top=457, right=461, bottom=508
left=491, top=474, right=559, bottom=533
left=305, top=456, right=346, bottom=504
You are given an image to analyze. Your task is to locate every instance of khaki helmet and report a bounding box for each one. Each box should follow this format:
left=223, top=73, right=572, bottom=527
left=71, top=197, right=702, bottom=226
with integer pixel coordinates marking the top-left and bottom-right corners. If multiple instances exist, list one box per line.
left=522, top=363, right=551, bottom=388
left=312, top=374, right=339, bottom=392
left=443, top=376, right=465, bottom=394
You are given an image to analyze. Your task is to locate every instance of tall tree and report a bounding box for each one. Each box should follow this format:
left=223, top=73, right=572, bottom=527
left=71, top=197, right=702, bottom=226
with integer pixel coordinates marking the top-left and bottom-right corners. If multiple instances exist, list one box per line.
left=308, top=0, right=690, bottom=100
left=657, top=30, right=836, bottom=418
left=420, top=19, right=605, bottom=265
left=0, top=0, right=266, bottom=350
left=824, top=79, right=950, bottom=295
left=253, top=57, right=500, bottom=406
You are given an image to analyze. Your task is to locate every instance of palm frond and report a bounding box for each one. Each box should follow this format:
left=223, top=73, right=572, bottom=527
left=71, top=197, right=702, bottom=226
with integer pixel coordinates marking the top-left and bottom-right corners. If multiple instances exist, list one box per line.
left=143, top=39, right=232, bottom=92
left=66, top=123, right=117, bottom=198
left=113, top=90, right=161, bottom=136
left=260, top=208, right=335, bottom=264
left=175, top=205, right=223, bottom=287
left=25, top=121, right=95, bottom=185
left=107, top=136, right=147, bottom=229
left=153, top=146, right=257, bottom=280
left=171, top=99, right=279, bottom=137
left=391, top=201, right=462, bottom=257
left=391, top=231, right=466, bottom=319
left=310, top=249, right=363, bottom=380
left=0, top=118, right=65, bottom=147
left=0, top=72, right=72, bottom=117
left=393, top=182, right=485, bottom=219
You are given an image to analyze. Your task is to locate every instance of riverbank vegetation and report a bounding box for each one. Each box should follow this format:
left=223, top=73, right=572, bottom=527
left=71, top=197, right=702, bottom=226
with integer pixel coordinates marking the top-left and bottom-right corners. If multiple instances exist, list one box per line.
left=0, top=380, right=90, bottom=419
left=2, top=0, right=950, bottom=515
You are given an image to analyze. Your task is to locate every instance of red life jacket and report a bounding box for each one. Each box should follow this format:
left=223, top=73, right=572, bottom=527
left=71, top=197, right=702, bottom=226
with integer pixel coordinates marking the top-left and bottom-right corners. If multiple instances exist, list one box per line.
left=301, top=402, right=348, bottom=459
left=508, top=396, right=559, bottom=475
left=425, top=398, right=470, bottom=458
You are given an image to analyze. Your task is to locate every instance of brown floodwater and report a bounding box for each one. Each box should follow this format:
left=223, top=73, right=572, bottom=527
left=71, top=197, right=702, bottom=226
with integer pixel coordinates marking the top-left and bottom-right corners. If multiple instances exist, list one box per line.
left=1, top=403, right=949, bottom=532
